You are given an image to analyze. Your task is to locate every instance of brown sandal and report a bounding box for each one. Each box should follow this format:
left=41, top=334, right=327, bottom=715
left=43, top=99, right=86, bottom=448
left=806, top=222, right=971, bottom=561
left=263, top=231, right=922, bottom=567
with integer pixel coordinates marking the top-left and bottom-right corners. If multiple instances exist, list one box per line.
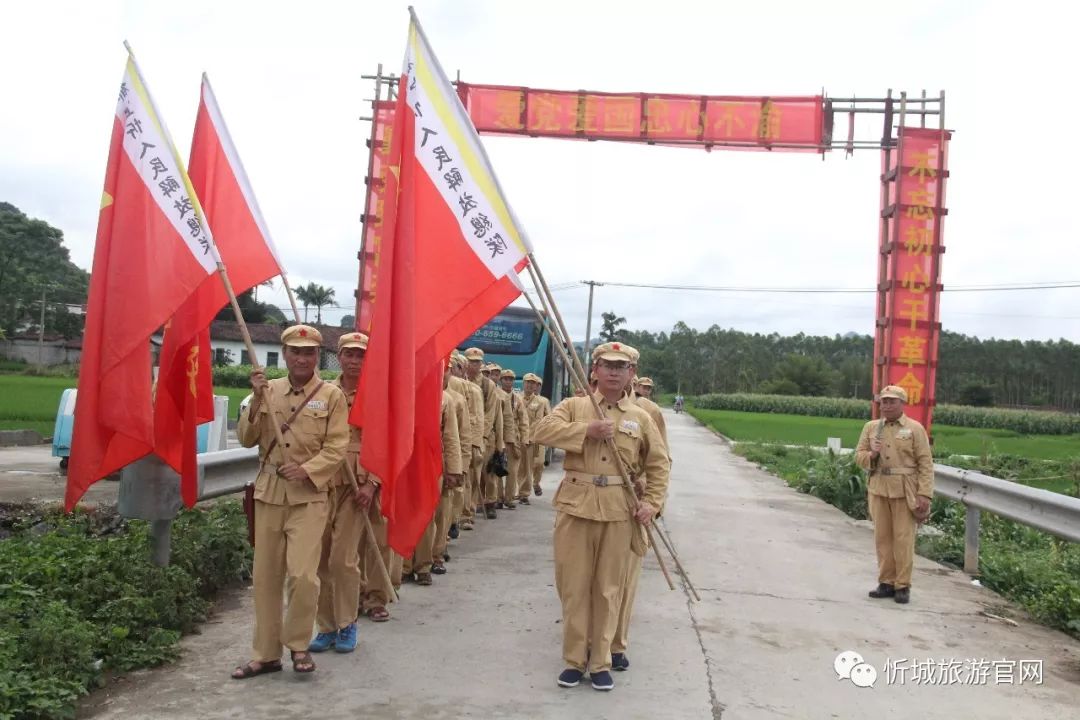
left=291, top=650, right=316, bottom=673
left=231, top=659, right=282, bottom=680
left=367, top=606, right=391, bottom=622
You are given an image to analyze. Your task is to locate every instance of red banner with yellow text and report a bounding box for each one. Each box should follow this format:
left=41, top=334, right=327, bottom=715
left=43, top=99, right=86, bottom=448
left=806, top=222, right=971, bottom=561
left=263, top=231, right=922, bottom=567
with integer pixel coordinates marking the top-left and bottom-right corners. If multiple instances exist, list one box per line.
left=873, top=126, right=951, bottom=431
left=460, top=83, right=826, bottom=151
left=356, top=100, right=396, bottom=333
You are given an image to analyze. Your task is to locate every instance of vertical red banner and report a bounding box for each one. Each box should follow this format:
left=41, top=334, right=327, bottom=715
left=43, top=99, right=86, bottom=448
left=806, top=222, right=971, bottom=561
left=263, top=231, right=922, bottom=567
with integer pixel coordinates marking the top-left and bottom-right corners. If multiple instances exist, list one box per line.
left=874, top=126, right=950, bottom=432
left=356, top=100, right=396, bottom=333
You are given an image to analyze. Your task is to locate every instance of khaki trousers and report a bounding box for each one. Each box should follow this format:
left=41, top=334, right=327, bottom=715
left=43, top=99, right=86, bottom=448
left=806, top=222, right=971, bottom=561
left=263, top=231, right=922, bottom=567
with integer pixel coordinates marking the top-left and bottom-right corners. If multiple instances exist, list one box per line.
left=869, top=493, right=916, bottom=589
left=529, top=444, right=545, bottom=492
left=404, top=519, right=436, bottom=576
left=251, top=499, right=328, bottom=661
left=501, top=444, right=522, bottom=502
left=316, top=485, right=363, bottom=632
left=516, top=444, right=534, bottom=498
left=462, top=446, right=484, bottom=521
left=432, top=483, right=455, bottom=562
left=612, top=551, right=643, bottom=654
left=553, top=511, right=632, bottom=674
left=359, top=494, right=401, bottom=612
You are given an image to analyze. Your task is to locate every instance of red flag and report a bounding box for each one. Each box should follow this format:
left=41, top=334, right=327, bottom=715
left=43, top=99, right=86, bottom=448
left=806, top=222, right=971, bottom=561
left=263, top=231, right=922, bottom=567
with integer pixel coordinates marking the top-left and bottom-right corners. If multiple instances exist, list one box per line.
left=66, top=55, right=219, bottom=510
left=154, top=75, right=286, bottom=506
left=354, top=14, right=530, bottom=556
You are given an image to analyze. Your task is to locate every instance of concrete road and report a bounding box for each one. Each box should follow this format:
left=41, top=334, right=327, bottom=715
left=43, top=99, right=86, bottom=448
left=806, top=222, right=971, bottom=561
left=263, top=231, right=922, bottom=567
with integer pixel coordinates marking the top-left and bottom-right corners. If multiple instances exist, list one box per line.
left=0, top=444, right=120, bottom=505
left=78, top=412, right=1079, bottom=719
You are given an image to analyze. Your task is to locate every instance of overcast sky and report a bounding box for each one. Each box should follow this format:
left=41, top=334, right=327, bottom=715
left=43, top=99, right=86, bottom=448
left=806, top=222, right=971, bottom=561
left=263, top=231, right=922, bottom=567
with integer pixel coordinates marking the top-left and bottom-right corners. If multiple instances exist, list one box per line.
left=2, top=0, right=1077, bottom=343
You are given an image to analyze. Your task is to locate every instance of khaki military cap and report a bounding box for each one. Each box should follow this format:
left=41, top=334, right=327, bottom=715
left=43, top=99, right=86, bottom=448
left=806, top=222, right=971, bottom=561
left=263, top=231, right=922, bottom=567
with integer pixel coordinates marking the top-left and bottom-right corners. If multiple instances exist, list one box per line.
left=487, top=363, right=502, bottom=372
left=637, top=377, right=654, bottom=388
left=500, top=369, right=516, bottom=379
left=450, top=353, right=465, bottom=368
left=464, top=347, right=485, bottom=361
left=592, top=341, right=636, bottom=363
left=337, top=332, right=368, bottom=351
left=281, top=324, right=322, bottom=347
left=878, top=385, right=908, bottom=403
left=523, top=372, right=542, bottom=384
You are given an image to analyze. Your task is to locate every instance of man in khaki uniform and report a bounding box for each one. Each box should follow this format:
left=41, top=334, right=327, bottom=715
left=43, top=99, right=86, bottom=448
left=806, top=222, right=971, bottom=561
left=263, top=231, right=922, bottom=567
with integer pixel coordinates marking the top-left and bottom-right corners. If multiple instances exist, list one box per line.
left=521, top=372, right=551, bottom=499
left=309, top=332, right=369, bottom=653
left=855, top=385, right=934, bottom=604
left=466, top=350, right=504, bottom=519
left=448, top=353, right=484, bottom=531
left=532, top=342, right=670, bottom=692
left=434, top=359, right=471, bottom=574
left=497, top=368, right=530, bottom=508
left=403, top=370, right=463, bottom=585
left=231, top=324, right=348, bottom=679
left=633, top=378, right=668, bottom=448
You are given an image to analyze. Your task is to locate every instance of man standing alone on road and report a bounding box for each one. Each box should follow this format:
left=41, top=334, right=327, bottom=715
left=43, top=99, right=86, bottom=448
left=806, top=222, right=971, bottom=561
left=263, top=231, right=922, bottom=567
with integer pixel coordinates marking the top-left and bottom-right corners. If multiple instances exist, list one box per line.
left=855, top=385, right=934, bottom=604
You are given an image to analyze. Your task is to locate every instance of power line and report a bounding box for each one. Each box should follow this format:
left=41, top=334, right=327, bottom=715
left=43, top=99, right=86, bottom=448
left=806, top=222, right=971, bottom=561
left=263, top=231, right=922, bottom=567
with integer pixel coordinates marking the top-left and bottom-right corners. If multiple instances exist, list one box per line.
left=560, top=280, right=1080, bottom=294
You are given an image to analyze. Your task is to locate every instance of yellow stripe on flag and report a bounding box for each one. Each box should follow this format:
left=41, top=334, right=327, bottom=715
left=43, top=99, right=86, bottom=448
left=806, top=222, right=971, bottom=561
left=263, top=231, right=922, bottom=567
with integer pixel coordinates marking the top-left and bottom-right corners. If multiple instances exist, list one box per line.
left=100, top=191, right=113, bottom=209
left=410, top=26, right=528, bottom=257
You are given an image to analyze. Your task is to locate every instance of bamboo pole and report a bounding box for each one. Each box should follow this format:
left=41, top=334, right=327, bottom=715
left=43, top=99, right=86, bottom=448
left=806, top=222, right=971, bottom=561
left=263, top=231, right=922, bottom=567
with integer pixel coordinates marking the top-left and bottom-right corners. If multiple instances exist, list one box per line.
left=340, top=459, right=400, bottom=602
left=279, top=274, right=302, bottom=324
left=523, top=260, right=678, bottom=593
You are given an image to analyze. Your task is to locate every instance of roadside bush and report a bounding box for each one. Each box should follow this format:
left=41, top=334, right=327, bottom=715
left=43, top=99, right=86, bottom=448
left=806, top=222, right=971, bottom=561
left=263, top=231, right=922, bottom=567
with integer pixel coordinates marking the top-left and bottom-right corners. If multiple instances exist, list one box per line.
left=693, top=393, right=1080, bottom=435
left=0, top=502, right=252, bottom=720
left=211, top=364, right=340, bottom=388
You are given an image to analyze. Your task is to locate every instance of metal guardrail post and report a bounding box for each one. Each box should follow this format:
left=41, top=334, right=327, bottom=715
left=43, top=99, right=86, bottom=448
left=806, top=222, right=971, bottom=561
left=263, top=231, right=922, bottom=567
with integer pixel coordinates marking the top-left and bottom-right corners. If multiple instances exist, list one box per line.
left=963, top=506, right=980, bottom=575
left=118, top=456, right=182, bottom=567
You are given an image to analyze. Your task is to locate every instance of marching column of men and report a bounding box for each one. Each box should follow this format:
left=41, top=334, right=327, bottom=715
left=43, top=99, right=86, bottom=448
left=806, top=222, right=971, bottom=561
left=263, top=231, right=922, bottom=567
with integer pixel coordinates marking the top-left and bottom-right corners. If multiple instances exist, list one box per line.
left=230, top=329, right=673, bottom=694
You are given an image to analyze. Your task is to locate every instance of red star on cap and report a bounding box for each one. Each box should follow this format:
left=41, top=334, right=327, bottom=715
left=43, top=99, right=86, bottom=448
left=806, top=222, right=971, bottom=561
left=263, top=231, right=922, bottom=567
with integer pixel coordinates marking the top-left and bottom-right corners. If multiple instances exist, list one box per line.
left=612, top=343, right=621, bottom=350
left=299, top=329, right=308, bottom=337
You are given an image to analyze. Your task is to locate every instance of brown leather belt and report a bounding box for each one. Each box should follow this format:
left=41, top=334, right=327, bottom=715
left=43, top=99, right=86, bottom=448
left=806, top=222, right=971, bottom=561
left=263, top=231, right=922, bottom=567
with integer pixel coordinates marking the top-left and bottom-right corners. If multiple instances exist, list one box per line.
left=565, top=474, right=625, bottom=487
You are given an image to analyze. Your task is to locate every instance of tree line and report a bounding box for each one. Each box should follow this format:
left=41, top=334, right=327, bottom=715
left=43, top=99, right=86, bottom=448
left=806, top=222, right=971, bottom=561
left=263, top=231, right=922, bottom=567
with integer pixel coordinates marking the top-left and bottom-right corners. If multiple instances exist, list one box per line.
left=598, top=312, right=1080, bottom=411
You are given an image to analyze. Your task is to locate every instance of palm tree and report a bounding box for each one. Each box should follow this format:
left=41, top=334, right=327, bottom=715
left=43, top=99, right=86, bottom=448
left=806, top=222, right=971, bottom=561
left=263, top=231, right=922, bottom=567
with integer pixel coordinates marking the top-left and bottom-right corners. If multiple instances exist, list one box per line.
left=295, top=282, right=336, bottom=324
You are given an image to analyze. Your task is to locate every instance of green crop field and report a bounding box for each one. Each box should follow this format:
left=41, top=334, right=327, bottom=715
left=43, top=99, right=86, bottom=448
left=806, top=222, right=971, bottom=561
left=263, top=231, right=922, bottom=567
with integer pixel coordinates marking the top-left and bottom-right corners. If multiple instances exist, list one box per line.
left=0, top=375, right=256, bottom=439
left=689, top=408, right=1080, bottom=463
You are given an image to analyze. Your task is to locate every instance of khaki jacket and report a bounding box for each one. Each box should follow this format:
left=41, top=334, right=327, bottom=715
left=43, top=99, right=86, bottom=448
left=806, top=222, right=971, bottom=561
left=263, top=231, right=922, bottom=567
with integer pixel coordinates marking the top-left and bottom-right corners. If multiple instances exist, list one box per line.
left=531, top=392, right=670, bottom=522
left=332, top=376, right=376, bottom=487
left=449, top=375, right=483, bottom=449
left=441, top=390, right=464, bottom=476
left=634, top=395, right=669, bottom=455
left=524, top=392, right=551, bottom=434
left=509, top=390, right=530, bottom=447
left=471, top=374, right=500, bottom=443
left=237, top=374, right=349, bottom=505
left=446, top=384, right=470, bottom=467
left=855, top=414, right=934, bottom=499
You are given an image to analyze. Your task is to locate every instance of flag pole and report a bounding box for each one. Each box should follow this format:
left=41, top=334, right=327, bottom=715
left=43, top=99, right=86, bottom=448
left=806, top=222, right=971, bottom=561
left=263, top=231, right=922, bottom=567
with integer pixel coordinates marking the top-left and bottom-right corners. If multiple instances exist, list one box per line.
left=340, top=459, right=399, bottom=601
left=215, top=263, right=289, bottom=453
left=279, top=274, right=303, bottom=324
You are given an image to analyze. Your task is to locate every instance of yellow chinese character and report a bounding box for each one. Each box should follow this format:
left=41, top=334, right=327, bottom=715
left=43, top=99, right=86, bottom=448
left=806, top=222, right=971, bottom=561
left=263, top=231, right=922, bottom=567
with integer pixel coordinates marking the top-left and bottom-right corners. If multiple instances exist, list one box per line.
left=492, top=90, right=524, bottom=130
left=529, top=94, right=564, bottom=132
left=381, top=124, right=394, bottom=151
left=903, top=225, right=934, bottom=256
left=643, top=98, right=671, bottom=134
left=899, top=297, right=929, bottom=331
left=757, top=99, right=782, bottom=140
left=905, top=188, right=934, bottom=220
left=897, top=335, right=928, bottom=367
left=908, top=151, right=936, bottom=184
left=902, top=263, right=930, bottom=293
left=372, top=197, right=384, bottom=228
left=577, top=97, right=600, bottom=133
left=895, top=371, right=925, bottom=404
left=675, top=106, right=703, bottom=136
left=713, top=103, right=747, bottom=138
left=601, top=97, right=637, bottom=134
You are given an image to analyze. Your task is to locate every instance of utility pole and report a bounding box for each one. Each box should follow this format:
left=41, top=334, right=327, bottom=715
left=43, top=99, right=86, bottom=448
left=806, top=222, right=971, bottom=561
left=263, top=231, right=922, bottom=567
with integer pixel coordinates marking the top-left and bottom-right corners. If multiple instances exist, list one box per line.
left=37, top=285, right=47, bottom=367
left=582, top=280, right=603, bottom=378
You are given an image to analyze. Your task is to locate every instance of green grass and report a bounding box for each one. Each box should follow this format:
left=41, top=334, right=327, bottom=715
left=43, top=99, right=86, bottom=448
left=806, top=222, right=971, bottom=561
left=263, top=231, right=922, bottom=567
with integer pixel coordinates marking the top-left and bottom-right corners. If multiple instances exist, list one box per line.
left=689, top=407, right=1080, bottom=463
left=0, top=375, right=253, bottom=436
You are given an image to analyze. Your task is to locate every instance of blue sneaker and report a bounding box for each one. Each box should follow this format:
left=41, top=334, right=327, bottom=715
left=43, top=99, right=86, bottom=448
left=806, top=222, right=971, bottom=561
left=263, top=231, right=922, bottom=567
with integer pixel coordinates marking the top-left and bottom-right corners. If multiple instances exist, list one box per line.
left=591, top=670, right=615, bottom=691
left=557, top=668, right=584, bottom=688
left=612, top=652, right=630, bottom=671
left=334, top=623, right=358, bottom=653
left=308, top=631, right=337, bottom=653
